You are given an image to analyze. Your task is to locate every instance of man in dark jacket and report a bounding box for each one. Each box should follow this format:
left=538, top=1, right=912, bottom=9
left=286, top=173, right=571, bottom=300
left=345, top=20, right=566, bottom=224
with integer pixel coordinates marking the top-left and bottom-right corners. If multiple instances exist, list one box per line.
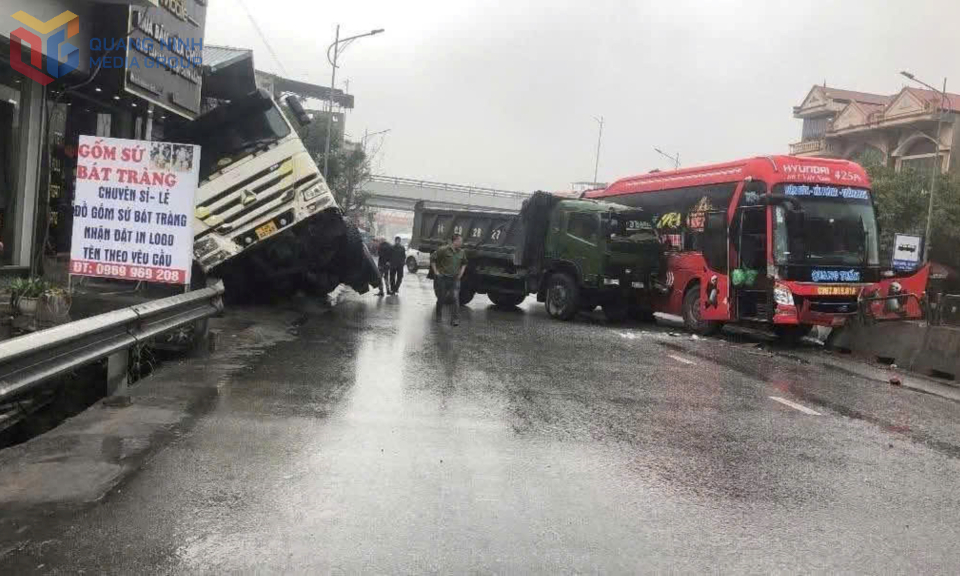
left=389, top=236, right=406, bottom=295
left=377, top=238, right=393, bottom=296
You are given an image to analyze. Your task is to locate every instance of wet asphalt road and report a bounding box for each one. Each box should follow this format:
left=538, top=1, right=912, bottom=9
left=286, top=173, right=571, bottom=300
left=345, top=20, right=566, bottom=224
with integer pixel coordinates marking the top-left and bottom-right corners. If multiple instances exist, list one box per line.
left=5, top=272, right=960, bottom=573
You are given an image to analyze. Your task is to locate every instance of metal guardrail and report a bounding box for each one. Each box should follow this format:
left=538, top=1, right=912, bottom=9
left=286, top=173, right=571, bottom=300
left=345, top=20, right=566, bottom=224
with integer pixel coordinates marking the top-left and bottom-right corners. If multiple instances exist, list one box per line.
left=0, top=282, right=225, bottom=403
left=369, top=175, right=531, bottom=200
left=929, top=293, right=960, bottom=327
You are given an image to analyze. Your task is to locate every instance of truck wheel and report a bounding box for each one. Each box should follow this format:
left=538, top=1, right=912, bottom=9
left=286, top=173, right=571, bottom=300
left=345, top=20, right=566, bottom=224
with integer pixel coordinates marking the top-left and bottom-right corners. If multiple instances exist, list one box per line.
left=406, top=257, right=418, bottom=273
left=682, top=285, right=721, bottom=336
left=602, top=301, right=629, bottom=323
left=459, top=285, right=476, bottom=306
left=190, top=261, right=208, bottom=291
left=629, top=306, right=656, bottom=322
left=489, top=291, right=526, bottom=308
left=545, top=273, right=579, bottom=321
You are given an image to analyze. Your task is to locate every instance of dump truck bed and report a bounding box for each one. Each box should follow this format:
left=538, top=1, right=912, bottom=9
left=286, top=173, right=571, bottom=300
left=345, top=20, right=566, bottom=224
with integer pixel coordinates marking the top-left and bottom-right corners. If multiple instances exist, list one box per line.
left=411, top=202, right=527, bottom=266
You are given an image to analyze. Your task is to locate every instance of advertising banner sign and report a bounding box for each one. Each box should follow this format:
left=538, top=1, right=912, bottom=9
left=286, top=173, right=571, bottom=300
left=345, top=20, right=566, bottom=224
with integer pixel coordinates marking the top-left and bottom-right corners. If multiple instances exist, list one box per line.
left=70, top=136, right=200, bottom=285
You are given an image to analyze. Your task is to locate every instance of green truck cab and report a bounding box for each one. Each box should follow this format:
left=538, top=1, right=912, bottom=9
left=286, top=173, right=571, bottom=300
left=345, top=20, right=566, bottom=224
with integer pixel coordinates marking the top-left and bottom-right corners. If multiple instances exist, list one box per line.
left=411, top=192, right=661, bottom=321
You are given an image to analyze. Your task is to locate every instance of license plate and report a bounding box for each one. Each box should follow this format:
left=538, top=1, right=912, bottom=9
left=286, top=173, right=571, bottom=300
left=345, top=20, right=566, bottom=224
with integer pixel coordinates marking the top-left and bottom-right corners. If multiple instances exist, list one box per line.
left=832, top=316, right=847, bottom=327
left=817, top=286, right=859, bottom=296
left=255, top=221, right=279, bottom=239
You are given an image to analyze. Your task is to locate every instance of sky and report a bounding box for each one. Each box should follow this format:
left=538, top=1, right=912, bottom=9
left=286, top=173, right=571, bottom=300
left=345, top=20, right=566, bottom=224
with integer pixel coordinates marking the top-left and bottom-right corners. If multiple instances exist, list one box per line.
left=207, top=0, right=960, bottom=192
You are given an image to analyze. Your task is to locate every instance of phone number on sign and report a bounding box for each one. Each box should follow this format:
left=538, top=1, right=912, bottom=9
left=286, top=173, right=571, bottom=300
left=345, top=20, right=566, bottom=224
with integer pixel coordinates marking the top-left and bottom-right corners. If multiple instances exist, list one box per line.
left=70, top=260, right=186, bottom=284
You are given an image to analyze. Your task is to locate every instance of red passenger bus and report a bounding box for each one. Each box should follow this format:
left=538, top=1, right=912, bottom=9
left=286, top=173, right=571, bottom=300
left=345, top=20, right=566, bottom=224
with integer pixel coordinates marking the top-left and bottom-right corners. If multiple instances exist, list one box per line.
left=585, top=155, right=928, bottom=339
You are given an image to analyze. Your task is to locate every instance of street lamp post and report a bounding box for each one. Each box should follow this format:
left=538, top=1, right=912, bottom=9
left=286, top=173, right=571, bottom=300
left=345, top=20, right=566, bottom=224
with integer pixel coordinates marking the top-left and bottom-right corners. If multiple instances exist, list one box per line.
left=900, top=71, right=950, bottom=263
left=323, top=26, right=385, bottom=180
left=362, top=128, right=391, bottom=151
left=592, top=116, right=604, bottom=185
left=654, top=147, right=680, bottom=170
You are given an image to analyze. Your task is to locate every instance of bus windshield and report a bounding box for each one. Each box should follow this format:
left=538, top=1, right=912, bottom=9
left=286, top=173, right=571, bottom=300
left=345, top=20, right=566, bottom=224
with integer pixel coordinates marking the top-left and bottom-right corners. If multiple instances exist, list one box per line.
left=773, top=183, right=880, bottom=267
left=603, top=212, right=657, bottom=253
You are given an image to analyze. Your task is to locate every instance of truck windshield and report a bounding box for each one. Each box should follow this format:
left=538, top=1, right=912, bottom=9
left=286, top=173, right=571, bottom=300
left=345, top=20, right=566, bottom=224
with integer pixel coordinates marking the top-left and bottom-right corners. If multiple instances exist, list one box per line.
left=772, top=183, right=879, bottom=267
left=604, top=212, right=656, bottom=252
left=173, top=95, right=291, bottom=181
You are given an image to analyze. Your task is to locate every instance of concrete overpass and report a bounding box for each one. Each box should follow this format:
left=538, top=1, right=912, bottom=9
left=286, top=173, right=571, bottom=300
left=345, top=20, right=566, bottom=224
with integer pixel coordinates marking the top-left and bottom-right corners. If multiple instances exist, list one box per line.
left=362, top=175, right=531, bottom=212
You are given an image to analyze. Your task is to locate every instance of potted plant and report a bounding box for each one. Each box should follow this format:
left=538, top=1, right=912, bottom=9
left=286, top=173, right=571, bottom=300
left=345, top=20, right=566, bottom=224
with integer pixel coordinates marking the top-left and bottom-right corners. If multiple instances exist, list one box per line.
left=9, top=278, right=47, bottom=316
left=40, top=285, right=72, bottom=320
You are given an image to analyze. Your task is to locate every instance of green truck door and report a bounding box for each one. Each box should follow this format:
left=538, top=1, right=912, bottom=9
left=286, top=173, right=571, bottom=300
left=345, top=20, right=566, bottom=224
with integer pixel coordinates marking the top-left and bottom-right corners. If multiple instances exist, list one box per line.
left=553, top=210, right=602, bottom=285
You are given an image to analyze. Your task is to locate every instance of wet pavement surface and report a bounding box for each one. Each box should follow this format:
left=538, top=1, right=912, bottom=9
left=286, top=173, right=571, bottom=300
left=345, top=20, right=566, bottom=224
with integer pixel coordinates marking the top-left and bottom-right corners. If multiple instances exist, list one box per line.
left=4, top=273, right=960, bottom=573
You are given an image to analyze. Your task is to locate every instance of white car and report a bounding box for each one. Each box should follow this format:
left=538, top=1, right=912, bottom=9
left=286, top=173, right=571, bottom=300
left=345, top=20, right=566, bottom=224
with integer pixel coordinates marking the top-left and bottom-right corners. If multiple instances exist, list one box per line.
left=405, top=248, right=431, bottom=272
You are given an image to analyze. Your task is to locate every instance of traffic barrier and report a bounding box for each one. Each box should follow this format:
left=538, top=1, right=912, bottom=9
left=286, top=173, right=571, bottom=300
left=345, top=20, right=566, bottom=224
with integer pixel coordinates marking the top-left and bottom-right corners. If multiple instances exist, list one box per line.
left=831, top=320, right=960, bottom=380
left=0, top=282, right=224, bottom=403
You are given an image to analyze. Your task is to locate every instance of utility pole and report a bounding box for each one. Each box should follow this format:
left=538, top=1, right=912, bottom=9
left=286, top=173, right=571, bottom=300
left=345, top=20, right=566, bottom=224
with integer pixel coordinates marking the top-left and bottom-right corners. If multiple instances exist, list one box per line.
left=323, top=26, right=385, bottom=180
left=593, top=115, right=604, bottom=185
left=323, top=24, right=340, bottom=181
left=923, top=77, right=948, bottom=264
left=901, top=71, right=950, bottom=263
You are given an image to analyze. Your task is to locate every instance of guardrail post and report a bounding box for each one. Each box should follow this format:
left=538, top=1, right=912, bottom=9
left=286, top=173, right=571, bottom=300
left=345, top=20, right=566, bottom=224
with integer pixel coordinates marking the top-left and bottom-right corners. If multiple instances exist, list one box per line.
left=106, top=351, right=129, bottom=396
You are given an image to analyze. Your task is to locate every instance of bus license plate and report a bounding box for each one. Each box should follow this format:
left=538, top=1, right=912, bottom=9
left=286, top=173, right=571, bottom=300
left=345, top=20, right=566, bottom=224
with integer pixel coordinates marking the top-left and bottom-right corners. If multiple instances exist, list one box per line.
left=817, top=286, right=859, bottom=296
left=255, top=221, right=279, bottom=239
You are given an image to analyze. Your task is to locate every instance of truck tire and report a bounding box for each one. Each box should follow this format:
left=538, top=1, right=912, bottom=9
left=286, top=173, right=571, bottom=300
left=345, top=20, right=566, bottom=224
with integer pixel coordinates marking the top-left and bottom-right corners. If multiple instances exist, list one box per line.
left=682, top=285, right=721, bottom=336
left=459, top=285, right=476, bottom=306
left=406, top=257, right=418, bottom=273
left=335, top=221, right=378, bottom=294
left=489, top=291, right=526, bottom=308
left=190, top=261, right=208, bottom=291
left=602, top=301, right=629, bottom=323
left=629, top=306, right=656, bottom=322
left=545, top=273, right=579, bottom=321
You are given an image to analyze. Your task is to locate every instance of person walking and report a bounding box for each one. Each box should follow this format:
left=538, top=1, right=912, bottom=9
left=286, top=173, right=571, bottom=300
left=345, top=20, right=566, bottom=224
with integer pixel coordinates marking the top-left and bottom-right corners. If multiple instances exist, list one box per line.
left=377, top=238, right=393, bottom=296
left=389, top=236, right=406, bottom=295
left=430, top=233, right=468, bottom=326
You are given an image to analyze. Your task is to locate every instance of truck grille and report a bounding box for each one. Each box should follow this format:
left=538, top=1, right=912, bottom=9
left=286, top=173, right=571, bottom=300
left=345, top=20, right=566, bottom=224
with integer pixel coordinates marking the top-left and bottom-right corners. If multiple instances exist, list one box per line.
left=195, top=160, right=298, bottom=241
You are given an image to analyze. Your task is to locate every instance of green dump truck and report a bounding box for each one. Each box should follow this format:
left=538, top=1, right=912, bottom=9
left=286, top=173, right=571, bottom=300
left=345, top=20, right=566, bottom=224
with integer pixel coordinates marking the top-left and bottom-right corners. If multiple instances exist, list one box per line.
left=411, top=192, right=661, bottom=321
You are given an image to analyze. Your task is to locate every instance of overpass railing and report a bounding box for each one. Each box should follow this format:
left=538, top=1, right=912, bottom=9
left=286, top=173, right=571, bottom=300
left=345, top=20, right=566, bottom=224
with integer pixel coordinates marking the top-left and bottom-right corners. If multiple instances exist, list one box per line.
left=369, top=175, right=531, bottom=200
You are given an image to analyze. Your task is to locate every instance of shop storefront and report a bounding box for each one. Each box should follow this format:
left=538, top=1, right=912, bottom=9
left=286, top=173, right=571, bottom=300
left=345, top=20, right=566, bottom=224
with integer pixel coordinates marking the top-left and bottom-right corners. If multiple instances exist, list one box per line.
left=0, top=0, right=207, bottom=275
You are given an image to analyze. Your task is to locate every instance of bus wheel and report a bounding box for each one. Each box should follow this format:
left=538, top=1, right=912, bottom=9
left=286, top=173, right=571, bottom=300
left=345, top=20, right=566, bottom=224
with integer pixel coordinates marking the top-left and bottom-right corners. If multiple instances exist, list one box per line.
left=406, top=257, right=418, bottom=273
left=774, top=324, right=813, bottom=345
left=545, top=273, right=579, bottom=321
left=683, top=285, right=721, bottom=336
left=489, top=291, right=526, bottom=308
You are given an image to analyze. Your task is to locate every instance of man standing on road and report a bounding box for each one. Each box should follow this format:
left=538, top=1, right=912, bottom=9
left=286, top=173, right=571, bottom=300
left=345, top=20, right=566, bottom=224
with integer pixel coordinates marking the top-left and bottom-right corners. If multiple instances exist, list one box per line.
left=377, top=238, right=393, bottom=296
left=431, top=233, right=468, bottom=326
left=390, top=236, right=406, bottom=295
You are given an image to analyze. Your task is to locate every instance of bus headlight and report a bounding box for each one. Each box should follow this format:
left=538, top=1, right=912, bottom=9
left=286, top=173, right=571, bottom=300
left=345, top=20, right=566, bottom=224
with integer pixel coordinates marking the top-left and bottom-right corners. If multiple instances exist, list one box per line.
left=774, top=283, right=794, bottom=306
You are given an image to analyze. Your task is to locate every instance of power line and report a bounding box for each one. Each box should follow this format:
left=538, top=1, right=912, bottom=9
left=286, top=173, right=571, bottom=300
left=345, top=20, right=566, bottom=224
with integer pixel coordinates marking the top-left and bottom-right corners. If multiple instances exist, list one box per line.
left=237, top=0, right=290, bottom=77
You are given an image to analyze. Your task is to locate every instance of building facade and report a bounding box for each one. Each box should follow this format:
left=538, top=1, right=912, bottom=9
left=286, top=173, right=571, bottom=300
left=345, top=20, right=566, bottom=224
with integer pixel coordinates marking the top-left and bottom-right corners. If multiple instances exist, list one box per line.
left=0, top=0, right=206, bottom=273
left=790, top=84, right=960, bottom=174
